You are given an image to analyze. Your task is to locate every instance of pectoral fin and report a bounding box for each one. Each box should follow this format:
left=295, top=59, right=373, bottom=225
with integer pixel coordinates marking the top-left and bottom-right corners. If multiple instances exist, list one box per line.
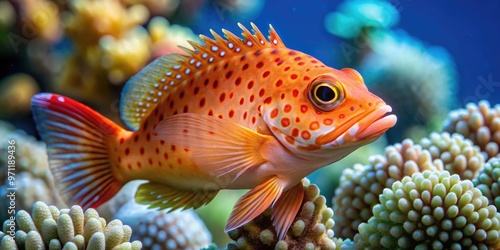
left=225, top=176, right=285, bottom=232
left=154, top=113, right=273, bottom=181
left=272, top=182, right=305, bottom=240
left=135, top=181, right=218, bottom=211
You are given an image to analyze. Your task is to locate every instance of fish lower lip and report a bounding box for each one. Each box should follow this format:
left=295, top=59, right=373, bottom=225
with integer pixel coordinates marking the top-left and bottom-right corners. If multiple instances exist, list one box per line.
left=356, top=105, right=397, bottom=139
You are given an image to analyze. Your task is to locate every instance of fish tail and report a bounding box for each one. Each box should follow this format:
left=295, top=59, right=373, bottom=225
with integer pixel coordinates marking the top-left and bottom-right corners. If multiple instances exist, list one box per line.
left=31, top=93, right=124, bottom=209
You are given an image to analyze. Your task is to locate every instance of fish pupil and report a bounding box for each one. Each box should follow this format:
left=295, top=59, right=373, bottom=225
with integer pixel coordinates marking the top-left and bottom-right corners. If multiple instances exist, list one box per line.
left=316, top=85, right=335, bottom=102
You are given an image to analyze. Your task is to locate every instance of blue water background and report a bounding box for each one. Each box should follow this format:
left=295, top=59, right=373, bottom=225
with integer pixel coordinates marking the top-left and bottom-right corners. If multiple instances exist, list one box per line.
left=194, top=0, right=500, bottom=107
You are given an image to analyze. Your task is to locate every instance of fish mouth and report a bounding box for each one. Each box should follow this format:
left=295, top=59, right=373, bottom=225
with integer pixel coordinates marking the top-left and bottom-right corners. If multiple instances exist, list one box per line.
left=321, top=105, right=397, bottom=146
left=355, top=105, right=397, bottom=139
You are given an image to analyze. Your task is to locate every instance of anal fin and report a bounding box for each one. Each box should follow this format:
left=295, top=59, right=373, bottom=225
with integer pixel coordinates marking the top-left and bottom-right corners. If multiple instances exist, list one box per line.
left=135, top=182, right=218, bottom=211
left=225, top=176, right=285, bottom=232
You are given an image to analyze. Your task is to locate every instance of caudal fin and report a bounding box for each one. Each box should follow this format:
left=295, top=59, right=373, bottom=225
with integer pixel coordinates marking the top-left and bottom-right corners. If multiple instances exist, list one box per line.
left=31, top=93, right=124, bottom=209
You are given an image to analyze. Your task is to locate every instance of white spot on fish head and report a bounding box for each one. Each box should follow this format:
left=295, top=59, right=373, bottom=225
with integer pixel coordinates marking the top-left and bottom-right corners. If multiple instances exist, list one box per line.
left=189, top=59, right=195, bottom=64
left=273, top=39, right=278, bottom=44
left=173, top=65, right=181, bottom=70
left=228, top=42, right=234, bottom=49
left=236, top=47, right=241, bottom=52
left=348, top=124, right=359, bottom=137
left=185, top=69, right=190, bottom=74
left=195, top=62, right=201, bottom=68
left=211, top=46, right=218, bottom=51
left=220, top=51, right=225, bottom=57
left=57, top=96, right=65, bottom=102
left=209, top=57, right=214, bottom=63
left=247, top=41, right=253, bottom=46
left=176, top=74, right=181, bottom=79
left=202, top=53, right=208, bottom=58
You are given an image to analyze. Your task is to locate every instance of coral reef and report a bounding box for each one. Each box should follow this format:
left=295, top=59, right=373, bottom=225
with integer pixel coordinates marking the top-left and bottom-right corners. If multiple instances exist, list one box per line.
left=332, top=137, right=443, bottom=239
left=419, top=132, right=484, bottom=180
left=444, top=100, right=500, bottom=160
left=0, top=201, right=142, bottom=249
left=354, top=170, right=500, bottom=249
left=0, top=73, right=40, bottom=118
left=114, top=200, right=212, bottom=250
left=0, top=122, right=65, bottom=223
left=333, top=132, right=484, bottom=239
left=473, top=157, right=500, bottom=211
left=226, top=179, right=336, bottom=250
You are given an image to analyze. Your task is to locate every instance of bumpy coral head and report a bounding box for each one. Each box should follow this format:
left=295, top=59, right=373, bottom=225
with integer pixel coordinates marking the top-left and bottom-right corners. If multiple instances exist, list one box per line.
left=262, top=63, right=397, bottom=161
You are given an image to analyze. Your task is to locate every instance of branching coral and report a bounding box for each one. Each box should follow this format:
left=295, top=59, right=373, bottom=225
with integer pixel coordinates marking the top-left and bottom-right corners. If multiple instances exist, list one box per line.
left=0, top=201, right=142, bottom=249
left=473, top=157, right=500, bottom=211
left=354, top=170, right=500, bottom=249
left=444, top=100, right=500, bottom=160
left=226, top=179, right=336, bottom=250
left=114, top=200, right=212, bottom=250
left=332, top=138, right=443, bottom=239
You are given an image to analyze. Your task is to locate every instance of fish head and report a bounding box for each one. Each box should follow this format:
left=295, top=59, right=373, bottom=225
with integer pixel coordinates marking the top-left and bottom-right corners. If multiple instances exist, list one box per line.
left=262, top=60, right=397, bottom=162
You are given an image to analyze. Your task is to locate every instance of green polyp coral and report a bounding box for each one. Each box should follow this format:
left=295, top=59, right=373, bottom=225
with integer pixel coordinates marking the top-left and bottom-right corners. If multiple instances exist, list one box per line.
left=333, top=138, right=443, bottom=239
left=444, top=100, right=500, bottom=160
left=354, top=170, right=500, bottom=249
left=0, top=201, right=142, bottom=250
left=419, top=132, right=484, bottom=179
left=226, top=179, right=336, bottom=250
left=473, top=157, right=500, bottom=210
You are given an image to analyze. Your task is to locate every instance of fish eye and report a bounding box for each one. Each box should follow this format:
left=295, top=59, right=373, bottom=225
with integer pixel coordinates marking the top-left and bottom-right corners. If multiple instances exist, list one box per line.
left=309, top=80, right=344, bottom=111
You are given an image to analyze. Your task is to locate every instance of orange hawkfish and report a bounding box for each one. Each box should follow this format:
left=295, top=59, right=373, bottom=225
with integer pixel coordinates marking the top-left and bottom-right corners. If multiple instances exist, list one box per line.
left=31, top=23, right=396, bottom=239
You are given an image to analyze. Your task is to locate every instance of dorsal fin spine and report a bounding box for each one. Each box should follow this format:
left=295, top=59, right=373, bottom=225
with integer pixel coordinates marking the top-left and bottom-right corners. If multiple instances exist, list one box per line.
left=120, top=23, right=286, bottom=130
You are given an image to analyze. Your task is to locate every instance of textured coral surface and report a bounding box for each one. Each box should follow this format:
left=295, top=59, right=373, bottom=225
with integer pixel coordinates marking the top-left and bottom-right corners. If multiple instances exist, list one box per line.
left=444, top=101, right=500, bottom=160
left=0, top=201, right=142, bottom=249
left=354, top=170, right=500, bottom=249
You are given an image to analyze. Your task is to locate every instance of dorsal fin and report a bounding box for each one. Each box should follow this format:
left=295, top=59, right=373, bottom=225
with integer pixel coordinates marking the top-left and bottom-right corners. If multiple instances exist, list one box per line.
left=120, top=23, right=286, bottom=130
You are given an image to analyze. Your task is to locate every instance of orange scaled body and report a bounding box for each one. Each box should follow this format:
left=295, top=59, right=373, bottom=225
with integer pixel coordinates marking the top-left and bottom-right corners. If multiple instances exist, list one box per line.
left=31, top=23, right=396, bottom=239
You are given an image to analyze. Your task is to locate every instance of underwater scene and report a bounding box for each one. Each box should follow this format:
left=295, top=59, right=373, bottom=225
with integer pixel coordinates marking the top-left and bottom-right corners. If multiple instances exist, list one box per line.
left=1, top=0, right=500, bottom=249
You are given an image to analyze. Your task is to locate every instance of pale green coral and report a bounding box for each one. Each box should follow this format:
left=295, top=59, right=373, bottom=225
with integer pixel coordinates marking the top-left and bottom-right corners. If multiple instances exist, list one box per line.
left=333, top=138, right=443, bottom=239
left=354, top=170, right=500, bottom=249
left=227, top=179, right=336, bottom=250
left=0, top=201, right=142, bottom=249
left=444, top=100, right=500, bottom=160
left=419, top=132, right=484, bottom=179
left=473, top=157, right=500, bottom=210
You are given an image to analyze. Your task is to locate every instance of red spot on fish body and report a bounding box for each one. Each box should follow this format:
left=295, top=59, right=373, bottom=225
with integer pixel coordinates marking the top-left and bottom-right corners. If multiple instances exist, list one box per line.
left=301, top=131, right=311, bottom=140
left=270, top=108, right=279, bottom=119
left=281, top=118, right=290, bottom=127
